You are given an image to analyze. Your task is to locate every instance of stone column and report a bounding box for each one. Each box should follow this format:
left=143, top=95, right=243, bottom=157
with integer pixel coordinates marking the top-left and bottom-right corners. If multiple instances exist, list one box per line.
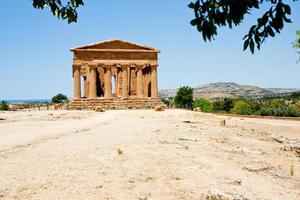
left=117, top=67, right=123, bottom=97
left=104, top=65, right=112, bottom=98
left=136, top=65, right=143, bottom=98
left=97, top=67, right=105, bottom=97
left=73, top=65, right=81, bottom=100
left=114, top=75, right=118, bottom=96
left=89, top=65, right=97, bottom=99
left=121, top=65, right=128, bottom=98
left=150, top=65, right=158, bottom=98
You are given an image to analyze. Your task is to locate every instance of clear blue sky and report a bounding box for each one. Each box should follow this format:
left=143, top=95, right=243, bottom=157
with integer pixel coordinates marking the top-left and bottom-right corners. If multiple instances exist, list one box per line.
left=0, top=0, right=299, bottom=99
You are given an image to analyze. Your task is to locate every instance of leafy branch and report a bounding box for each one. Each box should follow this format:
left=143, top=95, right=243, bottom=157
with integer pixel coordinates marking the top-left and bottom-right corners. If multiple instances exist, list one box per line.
left=189, top=0, right=297, bottom=53
left=32, top=0, right=84, bottom=23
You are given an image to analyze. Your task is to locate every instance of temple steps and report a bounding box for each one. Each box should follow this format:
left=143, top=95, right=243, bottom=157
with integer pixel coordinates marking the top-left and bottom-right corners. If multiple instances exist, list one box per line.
left=69, top=97, right=164, bottom=110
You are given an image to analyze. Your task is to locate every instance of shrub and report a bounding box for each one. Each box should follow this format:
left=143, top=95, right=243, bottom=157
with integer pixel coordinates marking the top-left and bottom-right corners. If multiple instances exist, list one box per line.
left=271, top=99, right=285, bottom=108
left=194, top=98, right=213, bottom=113
left=292, top=100, right=300, bottom=113
left=212, top=100, right=224, bottom=112
left=174, top=86, right=194, bottom=108
left=291, top=92, right=300, bottom=100
left=161, top=98, right=170, bottom=107
left=51, top=93, right=68, bottom=104
left=248, top=100, right=261, bottom=113
left=213, top=98, right=234, bottom=112
left=223, top=98, right=234, bottom=111
left=0, top=101, right=9, bottom=111
left=231, top=100, right=252, bottom=115
left=259, top=105, right=299, bottom=117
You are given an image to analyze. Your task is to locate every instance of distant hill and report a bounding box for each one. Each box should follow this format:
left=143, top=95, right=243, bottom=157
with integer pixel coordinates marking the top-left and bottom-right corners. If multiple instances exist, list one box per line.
left=266, top=88, right=300, bottom=94
left=159, top=82, right=300, bottom=99
left=159, top=89, right=177, bottom=99
left=194, top=82, right=274, bottom=99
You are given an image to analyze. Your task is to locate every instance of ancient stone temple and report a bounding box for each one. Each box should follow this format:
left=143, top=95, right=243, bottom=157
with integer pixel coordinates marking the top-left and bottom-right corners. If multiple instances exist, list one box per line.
left=69, top=39, right=163, bottom=110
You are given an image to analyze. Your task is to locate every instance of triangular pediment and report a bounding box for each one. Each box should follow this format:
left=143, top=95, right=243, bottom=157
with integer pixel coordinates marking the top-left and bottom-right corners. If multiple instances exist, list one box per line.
left=71, top=39, right=159, bottom=51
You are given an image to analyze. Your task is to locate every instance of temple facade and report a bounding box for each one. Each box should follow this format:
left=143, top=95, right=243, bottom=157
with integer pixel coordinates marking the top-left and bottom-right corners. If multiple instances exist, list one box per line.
left=69, top=39, right=163, bottom=110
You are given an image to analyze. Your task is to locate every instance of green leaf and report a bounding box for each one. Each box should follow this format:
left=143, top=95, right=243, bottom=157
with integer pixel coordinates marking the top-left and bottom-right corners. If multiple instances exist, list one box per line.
left=250, top=40, right=255, bottom=54
left=188, top=2, right=195, bottom=9
left=190, top=19, right=198, bottom=26
left=243, top=40, right=249, bottom=51
left=284, top=4, right=291, bottom=15
left=267, top=26, right=275, bottom=37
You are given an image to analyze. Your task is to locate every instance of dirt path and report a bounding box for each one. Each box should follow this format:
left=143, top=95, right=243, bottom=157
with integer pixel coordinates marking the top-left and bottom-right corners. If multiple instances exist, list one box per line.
left=0, top=110, right=299, bottom=199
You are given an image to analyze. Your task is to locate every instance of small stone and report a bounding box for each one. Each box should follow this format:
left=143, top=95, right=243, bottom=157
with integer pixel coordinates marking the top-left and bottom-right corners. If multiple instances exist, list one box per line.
left=204, top=189, right=231, bottom=200
left=220, top=120, right=226, bottom=126
left=193, top=107, right=202, bottom=112
left=154, top=105, right=165, bottom=111
left=95, top=106, right=105, bottom=112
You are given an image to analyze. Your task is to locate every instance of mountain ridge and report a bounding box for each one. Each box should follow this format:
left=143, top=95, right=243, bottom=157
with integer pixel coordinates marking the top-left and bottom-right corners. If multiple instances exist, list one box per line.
left=159, top=82, right=300, bottom=99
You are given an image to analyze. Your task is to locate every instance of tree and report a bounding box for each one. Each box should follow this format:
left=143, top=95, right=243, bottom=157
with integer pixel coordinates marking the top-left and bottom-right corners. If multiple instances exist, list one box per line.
left=174, top=86, right=194, bottom=108
left=271, top=98, right=285, bottom=108
left=259, top=105, right=299, bottom=117
left=194, top=98, right=213, bottom=112
left=290, top=91, right=300, bottom=99
left=292, top=100, right=300, bottom=113
left=0, top=101, right=9, bottom=111
left=231, top=100, right=253, bottom=115
left=51, top=93, right=68, bottom=104
left=211, top=98, right=235, bottom=112
left=223, top=98, right=234, bottom=111
left=212, top=99, right=224, bottom=112
left=188, top=0, right=297, bottom=53
left=32, top=0, right=84, bottom=23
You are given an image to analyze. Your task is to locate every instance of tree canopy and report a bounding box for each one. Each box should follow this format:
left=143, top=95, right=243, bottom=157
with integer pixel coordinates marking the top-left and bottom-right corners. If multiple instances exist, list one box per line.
left=174, top=86, right=194, bottom=107
left=51, top=93, right=69, bottom=104
left=0, top=101, right=9, bottom=111
left=189, top=0, right=297, bottom=53
left=31, top=0, right=298, bottom=54
left=32, top=0, right=84, bottom=23
left=231, top=100, right=253, bottom=115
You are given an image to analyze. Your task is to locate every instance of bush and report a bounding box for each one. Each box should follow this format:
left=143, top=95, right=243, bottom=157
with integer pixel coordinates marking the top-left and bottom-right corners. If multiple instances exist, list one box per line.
left=291, top=92, right=300, bottom=100
left=174, top=86, right=194, bottom=108
left=259, top=105, right=299, bottom=117
left=51, top=93, right=68, bottom=104
left=223, top=98, right=234, bottom=111
left=212, top=100, right=224, bottom=112
left=161, top=98, right=170, bottom=107
left=213, top=98, right=234, bottom=112
left=292, top=100, right=300, bottom=113
left=231, top=100, right=252, bottom=115
left=271, top=99, right=285, bottom=108
left=194, top=98, right=213, bottom=113
left=0, top=101, right=9, bottom=111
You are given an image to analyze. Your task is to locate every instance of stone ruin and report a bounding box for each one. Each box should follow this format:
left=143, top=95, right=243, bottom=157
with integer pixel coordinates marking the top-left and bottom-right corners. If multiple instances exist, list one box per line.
left=69, top=39, right=164, bottom=110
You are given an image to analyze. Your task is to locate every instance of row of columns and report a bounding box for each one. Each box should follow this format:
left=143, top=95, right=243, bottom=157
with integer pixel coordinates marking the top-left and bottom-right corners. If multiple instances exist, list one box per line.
left=73, top=64, right=158, bottom=100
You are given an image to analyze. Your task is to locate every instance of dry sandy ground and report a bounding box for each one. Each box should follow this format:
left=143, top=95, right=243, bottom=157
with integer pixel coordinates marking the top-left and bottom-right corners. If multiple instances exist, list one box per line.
left=0, top=109, right=299, bottom=200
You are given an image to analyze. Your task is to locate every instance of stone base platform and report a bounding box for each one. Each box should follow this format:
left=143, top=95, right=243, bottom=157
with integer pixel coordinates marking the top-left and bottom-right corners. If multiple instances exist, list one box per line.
left=69, top=97, right=164, bottom=110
